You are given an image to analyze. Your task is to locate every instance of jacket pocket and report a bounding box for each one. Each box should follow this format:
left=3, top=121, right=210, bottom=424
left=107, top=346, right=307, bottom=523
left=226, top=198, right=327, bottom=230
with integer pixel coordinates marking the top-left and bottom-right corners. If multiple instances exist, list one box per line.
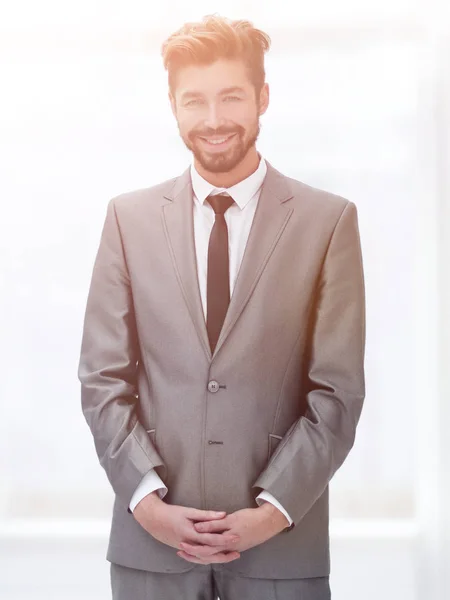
left=268, top=433, right=283, bottom=459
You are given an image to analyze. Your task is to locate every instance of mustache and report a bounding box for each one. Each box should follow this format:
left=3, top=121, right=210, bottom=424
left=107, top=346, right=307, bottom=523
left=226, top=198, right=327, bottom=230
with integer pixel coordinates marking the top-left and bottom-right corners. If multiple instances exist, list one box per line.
left=190, top=127, right=243, bottom=138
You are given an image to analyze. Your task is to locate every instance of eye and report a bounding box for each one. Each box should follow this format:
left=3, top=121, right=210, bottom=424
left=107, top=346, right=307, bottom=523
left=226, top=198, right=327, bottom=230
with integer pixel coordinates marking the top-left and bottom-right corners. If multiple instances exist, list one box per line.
left=185, top=98, right=203, bottom=107
left=223, top=96, right=241, bottom=102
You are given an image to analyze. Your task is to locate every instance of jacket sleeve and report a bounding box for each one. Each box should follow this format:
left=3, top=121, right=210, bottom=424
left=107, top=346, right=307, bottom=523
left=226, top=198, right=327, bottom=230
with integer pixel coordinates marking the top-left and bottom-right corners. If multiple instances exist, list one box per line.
left=129, top=468, right=168, bottom=514
left=255, top=491, right=293, bottom=527
left=78, top=197, right=166, bottom=511
left=252, top=200, right=366, bottom=527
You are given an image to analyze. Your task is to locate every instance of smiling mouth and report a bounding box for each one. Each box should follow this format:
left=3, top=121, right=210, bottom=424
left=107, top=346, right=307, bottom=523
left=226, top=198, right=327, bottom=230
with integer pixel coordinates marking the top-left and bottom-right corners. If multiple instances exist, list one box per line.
left=197, top=133, right=237, bottom=147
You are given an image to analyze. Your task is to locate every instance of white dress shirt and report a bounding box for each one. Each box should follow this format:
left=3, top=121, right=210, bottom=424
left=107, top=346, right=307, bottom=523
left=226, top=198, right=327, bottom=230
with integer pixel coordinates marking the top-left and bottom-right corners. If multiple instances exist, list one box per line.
left=129, top=156, right=293, bottom=527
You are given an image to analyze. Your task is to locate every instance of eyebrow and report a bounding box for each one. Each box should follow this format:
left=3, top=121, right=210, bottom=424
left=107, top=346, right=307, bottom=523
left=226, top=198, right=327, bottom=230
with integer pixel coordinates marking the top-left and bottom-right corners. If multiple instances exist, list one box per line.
left=180, top=86, right=246, bottom=101
left=219, top=86, right=246, bottom=95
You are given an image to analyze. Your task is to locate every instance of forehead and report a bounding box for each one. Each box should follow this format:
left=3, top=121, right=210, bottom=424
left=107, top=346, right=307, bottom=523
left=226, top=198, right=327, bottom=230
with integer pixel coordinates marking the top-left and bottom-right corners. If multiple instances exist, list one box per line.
left=174, top=59, right=253, bottom=98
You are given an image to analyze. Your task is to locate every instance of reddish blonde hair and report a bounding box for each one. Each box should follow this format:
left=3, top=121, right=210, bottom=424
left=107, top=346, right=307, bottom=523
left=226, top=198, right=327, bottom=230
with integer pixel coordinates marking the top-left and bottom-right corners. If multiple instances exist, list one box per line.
left=161, top=14, right=271, bottom=95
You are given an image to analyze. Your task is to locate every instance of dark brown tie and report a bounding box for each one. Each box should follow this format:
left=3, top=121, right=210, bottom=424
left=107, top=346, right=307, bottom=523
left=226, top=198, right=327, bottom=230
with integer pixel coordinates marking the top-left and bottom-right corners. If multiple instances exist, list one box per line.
left=206, top=192, right=235, bottom=354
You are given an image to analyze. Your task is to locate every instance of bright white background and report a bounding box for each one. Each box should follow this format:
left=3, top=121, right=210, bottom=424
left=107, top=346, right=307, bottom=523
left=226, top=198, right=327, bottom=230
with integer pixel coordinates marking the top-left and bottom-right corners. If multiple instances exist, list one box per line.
left=0, top=1, right=449, bottom=598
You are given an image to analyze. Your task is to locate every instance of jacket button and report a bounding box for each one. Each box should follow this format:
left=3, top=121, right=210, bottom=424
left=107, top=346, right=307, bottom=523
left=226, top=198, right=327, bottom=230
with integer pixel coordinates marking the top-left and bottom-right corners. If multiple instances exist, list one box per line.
left=207, top=380, right=220, bottom=393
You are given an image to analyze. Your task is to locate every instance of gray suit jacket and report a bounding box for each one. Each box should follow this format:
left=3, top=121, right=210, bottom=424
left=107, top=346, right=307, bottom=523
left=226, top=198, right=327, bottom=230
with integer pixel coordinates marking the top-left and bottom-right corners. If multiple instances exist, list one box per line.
left=78, top=161, right=366, bottom=578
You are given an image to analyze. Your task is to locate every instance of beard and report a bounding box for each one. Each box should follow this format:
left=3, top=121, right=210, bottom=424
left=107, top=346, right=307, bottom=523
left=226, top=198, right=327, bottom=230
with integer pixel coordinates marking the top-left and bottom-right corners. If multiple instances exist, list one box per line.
left=179, top=118, right=261, bottom=174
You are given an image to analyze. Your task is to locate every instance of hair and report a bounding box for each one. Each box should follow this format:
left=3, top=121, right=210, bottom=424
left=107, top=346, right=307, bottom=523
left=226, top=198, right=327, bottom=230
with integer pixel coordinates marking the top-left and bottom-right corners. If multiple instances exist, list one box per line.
left=161, top=14, right=271, bottom=97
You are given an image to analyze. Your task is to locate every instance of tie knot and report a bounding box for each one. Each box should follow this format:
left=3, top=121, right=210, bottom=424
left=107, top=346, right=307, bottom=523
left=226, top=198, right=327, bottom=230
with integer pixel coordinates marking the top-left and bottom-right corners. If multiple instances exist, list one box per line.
left=207, top=193, right=234, bottom=215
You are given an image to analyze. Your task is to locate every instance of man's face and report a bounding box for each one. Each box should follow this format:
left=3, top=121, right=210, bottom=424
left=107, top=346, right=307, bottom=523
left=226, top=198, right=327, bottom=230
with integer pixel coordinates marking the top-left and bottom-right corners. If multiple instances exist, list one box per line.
left=170, top=59, right=269, bottom=173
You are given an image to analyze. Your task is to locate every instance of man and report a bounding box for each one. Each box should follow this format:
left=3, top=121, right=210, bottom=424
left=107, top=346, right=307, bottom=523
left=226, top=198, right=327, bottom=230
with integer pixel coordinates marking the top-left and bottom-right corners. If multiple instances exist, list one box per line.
left=78, top=14, right=366, bottom=600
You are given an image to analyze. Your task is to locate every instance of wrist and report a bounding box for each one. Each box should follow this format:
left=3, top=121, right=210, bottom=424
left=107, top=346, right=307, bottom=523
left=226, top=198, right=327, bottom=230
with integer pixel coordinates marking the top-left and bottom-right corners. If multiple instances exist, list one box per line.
left=258, top=501, right=290, bottom=531
left=135, top=490, right=163, bottom=513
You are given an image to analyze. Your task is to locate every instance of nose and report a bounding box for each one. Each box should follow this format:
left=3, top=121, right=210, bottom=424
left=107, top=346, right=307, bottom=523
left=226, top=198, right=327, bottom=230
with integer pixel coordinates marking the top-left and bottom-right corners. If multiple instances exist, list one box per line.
left=203, top=101, right=226, bottom=130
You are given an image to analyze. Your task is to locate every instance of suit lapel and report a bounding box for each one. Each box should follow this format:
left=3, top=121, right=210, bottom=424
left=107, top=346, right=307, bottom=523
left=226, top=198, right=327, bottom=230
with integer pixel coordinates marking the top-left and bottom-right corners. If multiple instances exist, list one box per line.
left=162, top=168, right=212, bottom=361
left=162, top=161, right=294, bottom=362
left=212, top=162, right=294, bottom=358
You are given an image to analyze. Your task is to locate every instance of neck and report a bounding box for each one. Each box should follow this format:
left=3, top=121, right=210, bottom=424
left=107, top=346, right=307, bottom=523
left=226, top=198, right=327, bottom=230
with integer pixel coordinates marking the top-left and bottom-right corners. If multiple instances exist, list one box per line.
left=194, top=146, right=260, bottom=188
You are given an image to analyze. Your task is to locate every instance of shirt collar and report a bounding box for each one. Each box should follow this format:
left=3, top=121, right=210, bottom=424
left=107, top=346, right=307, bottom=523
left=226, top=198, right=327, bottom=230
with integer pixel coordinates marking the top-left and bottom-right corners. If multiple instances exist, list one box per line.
left=190, top=154, right=267, bottom=210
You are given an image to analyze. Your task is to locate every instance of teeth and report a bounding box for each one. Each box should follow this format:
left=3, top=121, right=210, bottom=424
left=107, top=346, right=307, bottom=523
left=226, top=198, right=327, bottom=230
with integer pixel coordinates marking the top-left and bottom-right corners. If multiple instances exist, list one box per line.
left=201, top=135, right=233, bottom=145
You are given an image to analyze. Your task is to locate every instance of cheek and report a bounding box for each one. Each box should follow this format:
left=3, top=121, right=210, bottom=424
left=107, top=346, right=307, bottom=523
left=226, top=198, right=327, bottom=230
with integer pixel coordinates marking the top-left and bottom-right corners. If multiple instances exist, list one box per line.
left=178, top=111, right=204, bottom=134
left=177, top=117, right=195, bottom=137
left=228, top=104, right=258, bottom=128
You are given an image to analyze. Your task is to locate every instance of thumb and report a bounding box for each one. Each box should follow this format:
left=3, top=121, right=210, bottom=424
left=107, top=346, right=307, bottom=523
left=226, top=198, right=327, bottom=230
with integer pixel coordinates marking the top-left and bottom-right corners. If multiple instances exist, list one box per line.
left=188, top=509, right=226, bottom=521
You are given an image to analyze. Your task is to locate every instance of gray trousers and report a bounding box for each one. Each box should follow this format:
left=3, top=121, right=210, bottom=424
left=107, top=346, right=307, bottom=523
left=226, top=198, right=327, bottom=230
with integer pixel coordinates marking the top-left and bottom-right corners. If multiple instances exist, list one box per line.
left=110, top=562, right=331, bottom=600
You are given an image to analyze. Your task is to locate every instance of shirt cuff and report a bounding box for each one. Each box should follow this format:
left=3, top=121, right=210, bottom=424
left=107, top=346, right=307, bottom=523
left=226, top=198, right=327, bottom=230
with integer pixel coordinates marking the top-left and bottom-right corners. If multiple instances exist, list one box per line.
left=256, top=491, right=293, bottom=526
left=128, top=468, right=168, bottom=513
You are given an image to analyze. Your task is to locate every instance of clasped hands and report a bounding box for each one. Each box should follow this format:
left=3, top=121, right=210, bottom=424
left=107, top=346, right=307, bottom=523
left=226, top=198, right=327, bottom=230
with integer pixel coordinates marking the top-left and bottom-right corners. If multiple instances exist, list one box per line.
left=133, top=492, right=290, bottom=565
left=178, top=503, right=289, bottom=564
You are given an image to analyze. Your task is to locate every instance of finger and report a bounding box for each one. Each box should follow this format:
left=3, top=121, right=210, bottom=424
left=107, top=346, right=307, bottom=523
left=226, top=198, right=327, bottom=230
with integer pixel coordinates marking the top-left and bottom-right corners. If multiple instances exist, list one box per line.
left=176, top=550, right=205, bottom=564
left=180, top=541, right=238, bottom=557
left=203, top=551, right=241, bottom=564
left=177, top=550, right=240, bottom=564
left=187, top=509, right=226, bottom=521
left=190, top=532, right=239, bottom=547
left=193, top=519, right=230, bottom=533
left=179, top=542, right=218, bottom=557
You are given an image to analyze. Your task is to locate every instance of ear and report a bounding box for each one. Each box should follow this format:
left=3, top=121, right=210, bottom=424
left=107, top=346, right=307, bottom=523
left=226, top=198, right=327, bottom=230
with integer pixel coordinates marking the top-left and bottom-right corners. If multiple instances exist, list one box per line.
left=258, top=82, right=269, bottom=116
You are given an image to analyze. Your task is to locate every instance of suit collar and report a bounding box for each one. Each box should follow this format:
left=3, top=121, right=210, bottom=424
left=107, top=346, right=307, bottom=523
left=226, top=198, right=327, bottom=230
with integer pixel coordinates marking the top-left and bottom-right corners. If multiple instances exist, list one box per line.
left=189, top=156, right=267, bottom=210
left=163, top=159, right=293, bottom=205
